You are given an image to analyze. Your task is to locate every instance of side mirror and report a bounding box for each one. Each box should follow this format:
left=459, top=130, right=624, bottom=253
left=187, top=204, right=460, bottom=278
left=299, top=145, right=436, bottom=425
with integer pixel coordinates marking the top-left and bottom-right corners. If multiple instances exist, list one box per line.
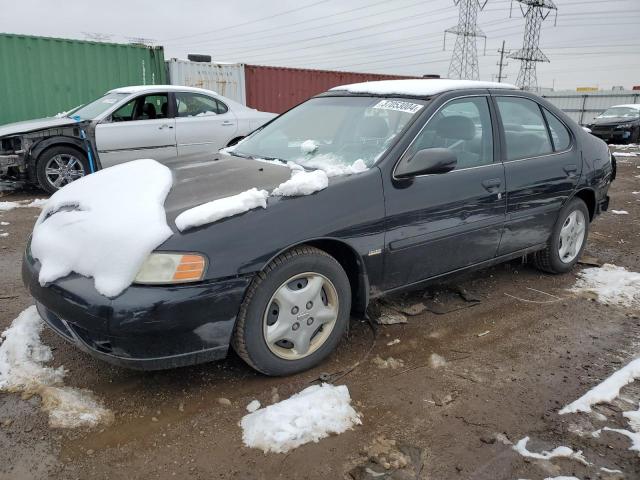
left=395, top=148, right=457, bottom=178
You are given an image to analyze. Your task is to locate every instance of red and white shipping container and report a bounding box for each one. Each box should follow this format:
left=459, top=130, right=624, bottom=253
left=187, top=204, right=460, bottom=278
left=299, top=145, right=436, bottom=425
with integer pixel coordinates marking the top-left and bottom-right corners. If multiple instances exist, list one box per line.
left=167, top=59, right=420, bottom=114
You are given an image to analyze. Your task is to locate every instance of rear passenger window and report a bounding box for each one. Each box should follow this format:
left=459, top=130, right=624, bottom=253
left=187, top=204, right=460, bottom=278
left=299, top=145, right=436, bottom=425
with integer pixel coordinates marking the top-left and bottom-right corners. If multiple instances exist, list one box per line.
left=496, top=97, right=553, bottom=161
left=542, top=108, right=571, bottom=151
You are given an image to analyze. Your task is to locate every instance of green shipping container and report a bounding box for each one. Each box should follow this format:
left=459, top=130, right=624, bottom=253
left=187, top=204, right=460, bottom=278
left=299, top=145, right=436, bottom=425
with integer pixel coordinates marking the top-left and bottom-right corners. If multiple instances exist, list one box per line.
left=0, top=33, right=166, bottom=125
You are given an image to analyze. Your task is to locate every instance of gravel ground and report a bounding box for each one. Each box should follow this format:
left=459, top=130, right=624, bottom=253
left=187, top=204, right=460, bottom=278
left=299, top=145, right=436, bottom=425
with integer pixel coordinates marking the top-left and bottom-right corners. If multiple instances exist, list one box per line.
left=1, top=147, right=639, bottom=480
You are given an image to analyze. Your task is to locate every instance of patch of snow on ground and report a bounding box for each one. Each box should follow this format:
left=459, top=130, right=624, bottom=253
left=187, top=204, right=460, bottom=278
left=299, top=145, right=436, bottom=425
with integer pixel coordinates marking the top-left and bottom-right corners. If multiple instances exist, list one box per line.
left=544, top=477, right=580, bottom=480
left=246, top=399, right=261, bottom=413
left=240, top=383, right=361, bottom=453
left=612, top=152, right=639, bottom=157
left=175, top=187, right=269, bottom=231
left=0, top=221, right=9, bottom=225
left=571, top=264, right=640, bottom=308
left=560, top=358, right=640, bottom=414
left=513, top=437, right=589, bottom=465
left=429, top=353, right=447, bottom=369
left=31, top=159, right=173, bottom=298
left=0, top=306, right=113, bottom=428
left=272, top=169, right=328, bottom=197
left=0, top=233, right=8, bottom=238
left=0, top=199, right=48, bottom=211
left=611, top=210, right=629, bottom=215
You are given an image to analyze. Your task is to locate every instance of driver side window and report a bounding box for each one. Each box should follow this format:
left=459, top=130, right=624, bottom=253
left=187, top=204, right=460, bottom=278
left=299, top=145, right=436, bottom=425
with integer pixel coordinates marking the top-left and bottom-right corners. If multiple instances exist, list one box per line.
left=407, top=97, right=494, bottom=170
left=111, top=94, right=169, bottom=122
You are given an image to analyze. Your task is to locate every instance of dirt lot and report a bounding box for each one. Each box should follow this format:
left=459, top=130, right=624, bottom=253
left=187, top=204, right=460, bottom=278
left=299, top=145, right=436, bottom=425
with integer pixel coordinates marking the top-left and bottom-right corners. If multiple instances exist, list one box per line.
left=1, top=148, right=639, bottom=480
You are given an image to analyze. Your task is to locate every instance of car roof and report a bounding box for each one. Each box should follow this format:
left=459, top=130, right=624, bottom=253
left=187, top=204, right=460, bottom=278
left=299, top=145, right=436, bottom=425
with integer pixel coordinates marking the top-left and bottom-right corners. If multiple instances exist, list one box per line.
left=330, top=79, right=518, bottom=97
left=108, top=85, right=219, bottom=96
left=609, top=104, right=640, bottom=110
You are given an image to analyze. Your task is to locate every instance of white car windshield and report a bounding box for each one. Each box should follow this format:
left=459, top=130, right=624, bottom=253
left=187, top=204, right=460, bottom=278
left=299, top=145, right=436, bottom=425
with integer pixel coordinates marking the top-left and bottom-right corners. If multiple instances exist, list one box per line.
left=71, top=92, right=130, bottom=120
left=232, top=96, right=426, bottom=168
left=598, top=107, right=640, bottom=119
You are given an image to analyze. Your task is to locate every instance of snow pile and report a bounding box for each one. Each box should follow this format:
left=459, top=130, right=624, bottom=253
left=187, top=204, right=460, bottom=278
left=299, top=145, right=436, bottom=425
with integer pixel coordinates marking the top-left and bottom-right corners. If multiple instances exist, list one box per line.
left=246, top=399, right=261, bottom=413
left=0, top=198, right=48, bottom=211
left=175, top=187, right=269, bottom=231
left=559, top=357, right=640, bottom=414
left=0, top=306, right=113, bottom=428
left=298, top=156, right=369, bottom=177
left=513, top=437, right=588, bottom=464
left=611, top=210, right=629, bottom=215
left=240, top=383, right=361, bottom=453
left=612, top=152, right=638, bottom=157
left=300, top=139, right=319, bottom=153
left=31, top=159, right=173, bottom=298
left=272, top=169, right=328, bottom=197
left=571, top=264, right=640, bottom=307
left=331, top=79, right=516, bottom=96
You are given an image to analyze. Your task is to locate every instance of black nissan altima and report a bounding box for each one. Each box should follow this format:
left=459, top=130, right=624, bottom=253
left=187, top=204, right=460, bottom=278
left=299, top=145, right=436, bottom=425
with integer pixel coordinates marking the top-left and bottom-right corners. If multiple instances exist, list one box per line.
left=23, top=80, right=615, bottom=376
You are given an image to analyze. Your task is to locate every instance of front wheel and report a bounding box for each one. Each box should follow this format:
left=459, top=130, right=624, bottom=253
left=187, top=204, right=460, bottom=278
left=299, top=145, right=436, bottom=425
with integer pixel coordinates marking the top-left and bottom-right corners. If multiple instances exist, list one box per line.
left=533, top=198, right=590, bottom=274
left=232, top=246, right=351, bottom=376
left=36, top=146, right=89, bottom=194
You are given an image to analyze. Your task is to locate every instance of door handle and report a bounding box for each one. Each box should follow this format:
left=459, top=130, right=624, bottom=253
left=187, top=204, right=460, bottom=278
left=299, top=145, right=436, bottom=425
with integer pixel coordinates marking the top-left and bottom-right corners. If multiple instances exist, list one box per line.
left=563, top=164, right=578, bottom=176
left=158, top=124, right=174, bottom=130
left=221, top=121, right=235, bottom=126
left=481, top=178, right=502, bottom=192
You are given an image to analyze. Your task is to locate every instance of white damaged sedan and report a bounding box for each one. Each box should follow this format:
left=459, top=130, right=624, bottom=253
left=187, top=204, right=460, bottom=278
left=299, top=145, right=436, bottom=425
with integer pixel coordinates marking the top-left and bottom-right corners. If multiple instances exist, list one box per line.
left=0, top=85, right=276, bottom=193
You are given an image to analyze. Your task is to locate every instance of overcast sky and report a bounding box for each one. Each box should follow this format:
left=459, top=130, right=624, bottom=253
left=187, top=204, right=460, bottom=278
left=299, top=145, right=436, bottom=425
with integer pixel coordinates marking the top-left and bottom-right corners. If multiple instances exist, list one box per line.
left=1, top=0, right=639, bottom=91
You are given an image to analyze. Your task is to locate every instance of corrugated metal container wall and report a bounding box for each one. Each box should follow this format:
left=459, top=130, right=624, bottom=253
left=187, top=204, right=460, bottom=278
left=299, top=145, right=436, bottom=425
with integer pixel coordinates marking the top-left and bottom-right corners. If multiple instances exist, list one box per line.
left=166, top=59, right=246, bottom=105
left=0, top=34, right=166, bottom=125
left=244, top=65, right=419, bottom=113
left=542, top=90, right=640, bottom=125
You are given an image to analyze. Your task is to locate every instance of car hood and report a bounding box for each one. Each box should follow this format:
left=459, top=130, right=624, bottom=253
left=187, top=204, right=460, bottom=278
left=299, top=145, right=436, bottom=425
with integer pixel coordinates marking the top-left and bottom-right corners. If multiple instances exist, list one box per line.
left=591, top=116, right=638, bottom=126
left=0, top=117, right=78, bottom=137
left=163, top=154, right=291, bottom=225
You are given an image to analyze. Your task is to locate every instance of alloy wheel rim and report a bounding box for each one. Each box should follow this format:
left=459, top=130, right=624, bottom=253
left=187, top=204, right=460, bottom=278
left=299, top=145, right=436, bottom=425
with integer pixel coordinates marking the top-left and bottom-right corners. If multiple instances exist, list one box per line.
left=263, top=272, right=339, bottom=360
left=45, top=154, right=85, bottom=189
left=558, top=210, right=586, bottom=264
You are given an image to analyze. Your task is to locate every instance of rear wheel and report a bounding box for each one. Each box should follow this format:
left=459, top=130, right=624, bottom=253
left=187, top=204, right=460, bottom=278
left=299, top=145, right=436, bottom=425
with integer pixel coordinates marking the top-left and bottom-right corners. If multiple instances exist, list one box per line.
left=36, top=146, right=88, bottom=194
left=533, top=198, right=589, bottom=274
left=232, top=246, right=351, bottom=376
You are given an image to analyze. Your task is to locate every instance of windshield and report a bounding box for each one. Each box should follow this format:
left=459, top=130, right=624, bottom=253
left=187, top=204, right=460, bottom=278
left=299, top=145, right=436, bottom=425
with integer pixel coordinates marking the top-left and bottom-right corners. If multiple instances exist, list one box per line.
left=71, top=92, right=130, bottom=120
left=598, top=107, right=640, bottom=119
left=233, top=96, right=426, bottom=168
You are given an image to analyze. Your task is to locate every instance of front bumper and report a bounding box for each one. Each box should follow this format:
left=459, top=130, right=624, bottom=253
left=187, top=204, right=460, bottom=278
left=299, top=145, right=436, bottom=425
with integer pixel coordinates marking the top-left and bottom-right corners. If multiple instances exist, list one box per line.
left=0, top=153, right=21, bottom=169
left=590, top=127, right=633, bottom=143
left=22, top=253, right=252, bottom=370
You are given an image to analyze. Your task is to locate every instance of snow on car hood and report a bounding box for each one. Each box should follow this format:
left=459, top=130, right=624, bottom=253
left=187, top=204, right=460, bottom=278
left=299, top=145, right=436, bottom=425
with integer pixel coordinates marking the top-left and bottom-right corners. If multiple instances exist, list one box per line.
left=0, top=117, right=78, bottom=138
left=30, top=159, right=173, bottom=298
left=164, top=154, right=291, bottom=223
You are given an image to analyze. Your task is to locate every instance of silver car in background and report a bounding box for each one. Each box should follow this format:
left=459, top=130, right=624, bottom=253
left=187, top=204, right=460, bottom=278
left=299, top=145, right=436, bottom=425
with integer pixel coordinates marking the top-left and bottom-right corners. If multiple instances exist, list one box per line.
left=0, top=85, right=276, bottom=193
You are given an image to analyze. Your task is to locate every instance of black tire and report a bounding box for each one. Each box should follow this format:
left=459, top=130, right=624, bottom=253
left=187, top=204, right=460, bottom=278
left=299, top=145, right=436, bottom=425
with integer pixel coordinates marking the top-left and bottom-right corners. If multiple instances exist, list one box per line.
left=232, top=245, right=351, bottom=376
left=533, top=197, right=590, bottom=274
left=36, top=145, right=89, bottom=194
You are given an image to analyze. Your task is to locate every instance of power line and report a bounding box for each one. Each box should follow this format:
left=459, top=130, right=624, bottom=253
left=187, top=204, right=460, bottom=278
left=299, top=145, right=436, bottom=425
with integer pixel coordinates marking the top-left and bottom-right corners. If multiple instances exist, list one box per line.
left=164, top=0, right=333, bottom=42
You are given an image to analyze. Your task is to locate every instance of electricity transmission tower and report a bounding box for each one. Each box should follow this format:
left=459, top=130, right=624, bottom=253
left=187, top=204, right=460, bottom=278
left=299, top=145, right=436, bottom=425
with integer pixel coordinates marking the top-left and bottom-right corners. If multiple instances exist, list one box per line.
left=508, top=0, right=557, bottom=91
left=444, top=0, right=488, bottom=80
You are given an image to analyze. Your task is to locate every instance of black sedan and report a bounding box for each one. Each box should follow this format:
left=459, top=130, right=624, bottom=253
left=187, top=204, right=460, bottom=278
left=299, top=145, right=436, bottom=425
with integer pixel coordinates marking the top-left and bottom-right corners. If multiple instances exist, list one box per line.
left=23, top=80, right=615, bottom=376
left=586, top=104, right=640, bottom=144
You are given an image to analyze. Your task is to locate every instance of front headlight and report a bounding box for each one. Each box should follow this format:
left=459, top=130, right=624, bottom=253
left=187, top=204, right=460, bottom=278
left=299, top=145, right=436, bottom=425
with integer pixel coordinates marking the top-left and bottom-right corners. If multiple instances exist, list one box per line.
left=134, top=253, right=207, bottom=284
